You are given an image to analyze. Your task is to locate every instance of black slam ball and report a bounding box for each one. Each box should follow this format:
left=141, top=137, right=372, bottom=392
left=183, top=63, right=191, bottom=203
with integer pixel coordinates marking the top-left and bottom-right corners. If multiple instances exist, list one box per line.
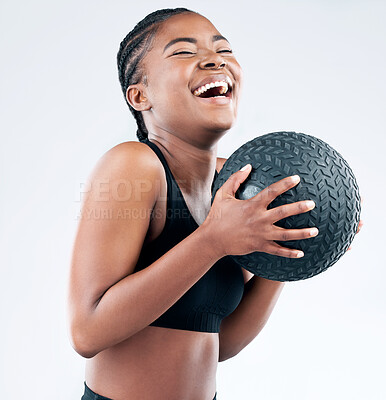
left=211, top=131, right=361, bottom=282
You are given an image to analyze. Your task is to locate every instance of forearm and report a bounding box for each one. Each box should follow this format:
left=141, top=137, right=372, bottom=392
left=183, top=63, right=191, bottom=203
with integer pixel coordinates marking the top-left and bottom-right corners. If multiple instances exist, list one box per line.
left=75, top=226, right=221, bottom=358
left=218, top=276, right=285, bottom=362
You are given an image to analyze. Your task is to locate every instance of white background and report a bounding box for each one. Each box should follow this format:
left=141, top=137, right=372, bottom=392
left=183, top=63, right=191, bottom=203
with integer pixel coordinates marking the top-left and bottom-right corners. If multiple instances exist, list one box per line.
left=0, top=0, right=385, bottom=399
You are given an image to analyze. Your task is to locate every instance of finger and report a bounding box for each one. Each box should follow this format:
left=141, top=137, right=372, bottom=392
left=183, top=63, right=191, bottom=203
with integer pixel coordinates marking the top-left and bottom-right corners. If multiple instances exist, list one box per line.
left=357, top=220, right=364, bottom=234
left=267, top=200, right=316, bottom=223
left=264, top=242, right=304, bottom=258
left=270, top=226, right=319, bottom=241
left=218, top=164, right=252, bottom=200
left=250, top=175, right=300, bottom=207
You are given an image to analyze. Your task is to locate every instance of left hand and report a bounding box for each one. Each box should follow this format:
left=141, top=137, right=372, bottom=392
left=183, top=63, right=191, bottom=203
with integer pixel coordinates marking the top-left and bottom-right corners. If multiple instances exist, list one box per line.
left=347, top=197, right=364, bottom=251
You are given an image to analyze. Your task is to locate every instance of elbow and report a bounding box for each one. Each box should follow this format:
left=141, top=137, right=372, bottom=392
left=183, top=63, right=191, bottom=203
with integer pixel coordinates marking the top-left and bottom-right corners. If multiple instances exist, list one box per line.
left=68, top=322, right=100, bottom=359
left=72, top=340, right=97, bottom=359
left=218, top=347, right=241, bottom=362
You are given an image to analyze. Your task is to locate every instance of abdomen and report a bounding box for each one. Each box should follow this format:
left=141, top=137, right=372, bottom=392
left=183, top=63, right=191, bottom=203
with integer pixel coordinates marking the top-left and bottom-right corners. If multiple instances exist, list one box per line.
left=85, top=325, right=219, bottom=400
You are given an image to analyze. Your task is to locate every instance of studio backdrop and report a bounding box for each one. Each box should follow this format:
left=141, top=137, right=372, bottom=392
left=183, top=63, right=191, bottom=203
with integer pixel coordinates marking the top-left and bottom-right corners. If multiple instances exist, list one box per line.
left=0, top=1, right=384, bottom=399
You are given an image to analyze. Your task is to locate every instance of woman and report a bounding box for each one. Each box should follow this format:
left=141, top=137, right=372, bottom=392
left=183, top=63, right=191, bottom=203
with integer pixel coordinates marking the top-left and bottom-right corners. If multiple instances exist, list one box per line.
left=68, top=8, right=330, bottom=400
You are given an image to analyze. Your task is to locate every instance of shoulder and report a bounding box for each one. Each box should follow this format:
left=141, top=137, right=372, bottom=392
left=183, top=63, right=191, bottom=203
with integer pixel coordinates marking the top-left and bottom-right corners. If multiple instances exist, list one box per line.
left=216, top=157, right=227, bottom=173
left=103, top=143, right=225, bottom=176
left=88, top=141, right=164, bottom=186
left=83, top=141, right=166, bottom=209
left=97, top=140, right=162, bottom=173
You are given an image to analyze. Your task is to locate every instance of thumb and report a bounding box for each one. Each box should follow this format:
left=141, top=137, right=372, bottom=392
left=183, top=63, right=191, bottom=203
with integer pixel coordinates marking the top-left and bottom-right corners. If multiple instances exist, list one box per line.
left=219, top=164, right=252, bottom=199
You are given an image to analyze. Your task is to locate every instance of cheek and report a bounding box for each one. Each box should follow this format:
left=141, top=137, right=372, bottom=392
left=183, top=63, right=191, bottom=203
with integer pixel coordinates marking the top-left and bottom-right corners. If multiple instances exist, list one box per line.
left=151, top=66, right=192, bottom=106
left=237, top=69, right=244, bottom=90
left=232, top=61, right=243, bottom=88
left=226, top=56, right=242, bottom=79
left=146, top=72, right=193, bottom=130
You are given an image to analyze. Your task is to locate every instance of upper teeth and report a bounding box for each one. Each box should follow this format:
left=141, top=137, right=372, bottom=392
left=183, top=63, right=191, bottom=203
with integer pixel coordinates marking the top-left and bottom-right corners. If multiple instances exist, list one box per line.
left=193, top=81, right=229, bottom=96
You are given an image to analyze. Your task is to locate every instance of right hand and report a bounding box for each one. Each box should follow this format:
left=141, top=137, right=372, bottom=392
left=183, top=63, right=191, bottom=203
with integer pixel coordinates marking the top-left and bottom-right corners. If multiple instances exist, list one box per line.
left=202, top=164, right=319, bottom=259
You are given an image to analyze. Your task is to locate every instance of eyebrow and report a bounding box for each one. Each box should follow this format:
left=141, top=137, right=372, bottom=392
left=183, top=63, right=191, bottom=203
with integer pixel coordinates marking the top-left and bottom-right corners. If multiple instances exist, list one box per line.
left=163, top=35, right=229, bottom=53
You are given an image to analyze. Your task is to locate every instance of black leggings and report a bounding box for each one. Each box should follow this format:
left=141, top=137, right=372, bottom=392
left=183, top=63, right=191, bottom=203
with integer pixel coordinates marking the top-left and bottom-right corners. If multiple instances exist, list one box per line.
left=81, top=381, right=217, bottom=399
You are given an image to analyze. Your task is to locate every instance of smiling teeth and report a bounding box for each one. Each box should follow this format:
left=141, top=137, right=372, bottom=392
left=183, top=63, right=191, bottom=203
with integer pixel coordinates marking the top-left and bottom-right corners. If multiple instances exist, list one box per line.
left=193, top=81, right=229, bottom=96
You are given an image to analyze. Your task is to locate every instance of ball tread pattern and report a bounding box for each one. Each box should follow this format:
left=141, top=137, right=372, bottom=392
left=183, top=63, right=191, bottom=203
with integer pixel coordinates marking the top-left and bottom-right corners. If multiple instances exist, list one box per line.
left=211, top=131, right=361, bottom=282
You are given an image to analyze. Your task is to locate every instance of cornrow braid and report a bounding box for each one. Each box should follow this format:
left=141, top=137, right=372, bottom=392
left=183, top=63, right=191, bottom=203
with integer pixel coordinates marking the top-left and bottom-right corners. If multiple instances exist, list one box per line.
left=117, top=8, right=196, bottom=142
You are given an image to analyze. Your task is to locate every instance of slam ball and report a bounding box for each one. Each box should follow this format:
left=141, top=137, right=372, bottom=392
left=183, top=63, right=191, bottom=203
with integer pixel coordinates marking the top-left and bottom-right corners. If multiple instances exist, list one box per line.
left=211, top=131, right=361, bottom=282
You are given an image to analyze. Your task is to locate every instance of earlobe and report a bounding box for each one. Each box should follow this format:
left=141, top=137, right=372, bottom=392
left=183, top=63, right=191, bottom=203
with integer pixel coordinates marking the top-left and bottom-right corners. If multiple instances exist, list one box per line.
left=126, top=85, right=151, bottom=111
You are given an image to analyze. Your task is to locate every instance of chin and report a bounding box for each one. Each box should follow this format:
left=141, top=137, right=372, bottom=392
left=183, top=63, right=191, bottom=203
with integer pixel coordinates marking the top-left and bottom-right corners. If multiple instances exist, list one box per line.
left=207, top=118, right=235, bottom=132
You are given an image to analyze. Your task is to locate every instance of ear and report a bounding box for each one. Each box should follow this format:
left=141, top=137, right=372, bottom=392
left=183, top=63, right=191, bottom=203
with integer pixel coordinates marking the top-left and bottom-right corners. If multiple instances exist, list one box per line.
left=126, top=84, right=151, bottom=111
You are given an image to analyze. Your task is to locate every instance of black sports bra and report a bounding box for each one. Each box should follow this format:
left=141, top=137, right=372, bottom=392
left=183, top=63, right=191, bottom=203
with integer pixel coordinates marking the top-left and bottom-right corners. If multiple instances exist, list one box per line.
left=134, top=138, right=245, bottom=333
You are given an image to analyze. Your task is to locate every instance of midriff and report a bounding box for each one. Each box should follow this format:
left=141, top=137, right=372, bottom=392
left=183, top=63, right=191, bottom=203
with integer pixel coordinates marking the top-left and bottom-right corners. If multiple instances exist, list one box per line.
left=85, top=325, right=219, bottom=400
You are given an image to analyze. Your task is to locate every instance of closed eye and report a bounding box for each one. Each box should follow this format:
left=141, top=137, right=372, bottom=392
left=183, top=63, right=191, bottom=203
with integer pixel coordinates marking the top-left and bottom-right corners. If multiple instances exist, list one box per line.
left=172, top=51, right=195, bottom=55
left=173, top=50, right=233, bottom=55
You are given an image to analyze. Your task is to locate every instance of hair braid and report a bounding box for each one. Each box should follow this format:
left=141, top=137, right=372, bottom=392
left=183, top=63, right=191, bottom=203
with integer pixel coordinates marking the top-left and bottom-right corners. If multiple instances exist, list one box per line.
left=117, top=8, right=195, bottom=142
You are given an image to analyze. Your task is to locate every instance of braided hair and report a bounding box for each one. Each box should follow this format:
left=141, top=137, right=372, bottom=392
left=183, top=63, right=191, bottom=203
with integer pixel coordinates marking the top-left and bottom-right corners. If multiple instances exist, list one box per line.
left=117, top=8, right=196, bottom=142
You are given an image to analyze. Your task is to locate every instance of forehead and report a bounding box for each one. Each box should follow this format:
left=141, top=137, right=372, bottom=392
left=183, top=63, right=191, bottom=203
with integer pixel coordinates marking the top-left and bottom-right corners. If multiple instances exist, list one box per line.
left=154, top=13, right=222, bottom=46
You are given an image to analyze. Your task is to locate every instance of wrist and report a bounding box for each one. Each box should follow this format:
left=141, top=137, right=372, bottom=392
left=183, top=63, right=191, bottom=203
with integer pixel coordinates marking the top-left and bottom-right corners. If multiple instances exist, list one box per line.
left=196, top=221, right=226, bottom=261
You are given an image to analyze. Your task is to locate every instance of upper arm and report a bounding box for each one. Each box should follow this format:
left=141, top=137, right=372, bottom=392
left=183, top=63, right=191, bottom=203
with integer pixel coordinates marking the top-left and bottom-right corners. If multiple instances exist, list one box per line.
left=241, top=268, right=254, bottom=284
left=68, top=141, right=163, bottom=324
left=217, top=156, right=254, bottom=284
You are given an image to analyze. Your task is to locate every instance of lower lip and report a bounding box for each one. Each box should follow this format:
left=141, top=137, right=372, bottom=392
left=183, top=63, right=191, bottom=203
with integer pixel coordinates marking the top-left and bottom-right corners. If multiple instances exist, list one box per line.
left=192, top=94, right=232, bottom=105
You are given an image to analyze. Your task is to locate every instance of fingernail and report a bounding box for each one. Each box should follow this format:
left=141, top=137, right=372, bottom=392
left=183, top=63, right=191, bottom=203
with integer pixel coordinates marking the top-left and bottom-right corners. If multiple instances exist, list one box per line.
left=240, top=164, right=251, bottom=172
left=310, top=228, right=319, bottom=236
left=291, top=175, right=300, bottom=183
left=296, top=251, right=304, bottom=258
left=306, top=200, right=315, bottom=209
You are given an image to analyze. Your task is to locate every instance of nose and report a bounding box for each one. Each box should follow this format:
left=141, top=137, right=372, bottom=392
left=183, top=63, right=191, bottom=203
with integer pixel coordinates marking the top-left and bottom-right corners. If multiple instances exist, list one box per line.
left=199, top=51, right=226, bottom=70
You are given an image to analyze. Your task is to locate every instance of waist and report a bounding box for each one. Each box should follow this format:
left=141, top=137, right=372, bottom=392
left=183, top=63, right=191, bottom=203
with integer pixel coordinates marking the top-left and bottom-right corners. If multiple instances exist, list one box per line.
left=85, top=325, right=219, bottom=399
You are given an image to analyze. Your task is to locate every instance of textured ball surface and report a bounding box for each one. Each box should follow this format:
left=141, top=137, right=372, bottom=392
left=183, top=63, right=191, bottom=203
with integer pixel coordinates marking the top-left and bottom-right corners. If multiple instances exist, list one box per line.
left=211, top=131, right=361, bottom=281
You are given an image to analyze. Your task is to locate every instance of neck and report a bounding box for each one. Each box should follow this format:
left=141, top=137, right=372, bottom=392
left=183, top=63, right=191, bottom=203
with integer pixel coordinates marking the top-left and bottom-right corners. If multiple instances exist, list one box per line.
left=147, top=129, right=219, bottom=195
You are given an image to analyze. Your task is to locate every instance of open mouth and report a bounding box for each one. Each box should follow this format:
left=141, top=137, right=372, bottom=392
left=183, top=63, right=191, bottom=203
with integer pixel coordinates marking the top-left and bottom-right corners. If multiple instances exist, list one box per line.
left=192, top=81, right=232, bottom=99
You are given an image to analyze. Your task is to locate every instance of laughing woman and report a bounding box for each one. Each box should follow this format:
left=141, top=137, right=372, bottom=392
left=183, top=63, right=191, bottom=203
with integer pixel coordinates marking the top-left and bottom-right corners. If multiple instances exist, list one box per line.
left=68, top=8, right=321, bottom=400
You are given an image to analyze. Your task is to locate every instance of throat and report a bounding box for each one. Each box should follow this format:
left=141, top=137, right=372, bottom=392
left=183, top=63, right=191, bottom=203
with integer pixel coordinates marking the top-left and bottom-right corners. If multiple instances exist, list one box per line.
left=183, top=194, right=212, bottom=227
